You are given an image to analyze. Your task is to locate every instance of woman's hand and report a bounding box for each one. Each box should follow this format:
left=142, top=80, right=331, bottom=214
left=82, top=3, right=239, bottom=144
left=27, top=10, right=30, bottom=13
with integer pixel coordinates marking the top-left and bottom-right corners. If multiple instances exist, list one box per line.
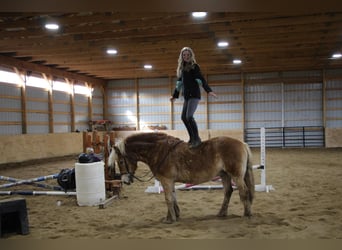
left=170, top=96, right=176, bottom=102
left=208, top=92, right=218, bottom=99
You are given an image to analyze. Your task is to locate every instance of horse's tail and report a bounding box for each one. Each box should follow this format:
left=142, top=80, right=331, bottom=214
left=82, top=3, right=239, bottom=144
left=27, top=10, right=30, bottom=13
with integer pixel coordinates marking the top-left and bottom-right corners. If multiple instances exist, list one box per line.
left=244, top=143, right=255, bottom=204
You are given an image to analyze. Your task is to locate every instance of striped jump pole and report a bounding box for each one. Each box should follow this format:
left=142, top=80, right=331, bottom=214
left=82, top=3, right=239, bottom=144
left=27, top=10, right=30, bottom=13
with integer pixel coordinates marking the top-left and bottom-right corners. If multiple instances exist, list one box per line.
left=0, top=174, right=59, bottom=189
left=0, top=175, right=63, bottom=191
left=0, top=190, right=76, bottom=196
left=253, top=127, right=274, bottom=192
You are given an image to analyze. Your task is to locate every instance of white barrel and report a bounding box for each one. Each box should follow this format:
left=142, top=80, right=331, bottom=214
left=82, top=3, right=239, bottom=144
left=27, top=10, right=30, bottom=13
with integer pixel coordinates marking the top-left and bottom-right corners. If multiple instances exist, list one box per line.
left=75, top=161, right=106, bottom=206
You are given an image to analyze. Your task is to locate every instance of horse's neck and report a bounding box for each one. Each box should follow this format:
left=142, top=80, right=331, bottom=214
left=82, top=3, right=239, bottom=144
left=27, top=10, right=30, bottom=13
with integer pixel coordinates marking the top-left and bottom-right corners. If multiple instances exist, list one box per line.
left=129, top=141, right=167, bottom=171
left=140, top=137, right=181, bottom=171
left=127, top=134, right=180, bottom=170
left=137, top=147, right=158, bottom=163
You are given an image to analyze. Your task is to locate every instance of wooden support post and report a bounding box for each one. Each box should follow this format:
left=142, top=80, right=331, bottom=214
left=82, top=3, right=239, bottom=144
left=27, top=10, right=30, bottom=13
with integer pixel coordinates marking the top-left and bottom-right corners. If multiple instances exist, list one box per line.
left=82, top=131, right=92, bottom=153
left=14, top=67, right=27, bottom=134
left=82, top=130, right=120, bottom=194
left=241, top=72, right=245, bottom=135
left=110, top=131, right=115, bottom=147
left=322, top=69, right=327, bottom=129
left=92, top=131, right=100, bottom=153
left=169, top=75, right=174, bottom=130
left=104, top=133, right=110, bottom=179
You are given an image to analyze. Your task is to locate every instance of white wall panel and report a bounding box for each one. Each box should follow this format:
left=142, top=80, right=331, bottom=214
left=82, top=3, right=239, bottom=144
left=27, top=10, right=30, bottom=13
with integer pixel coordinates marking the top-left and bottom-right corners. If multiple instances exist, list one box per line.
left=74, top=93, right=89, bottom=131
left=26, top=100, right=48, bottom=111
left=245, top=83, right=282, bottom=129
left=91, top=86, right=103, bottom=121
left=53, top=113, right=71, bottom=123
left=0, top=83, right=21, bottom=95
left=26, top=86, right=48, bottom=99
left=139, top=105, right=168, bottom=113
left=208, top=83, right=243, bottom=130
left=284, top=83, right=322, bottom=127
left=53, top=91, right=71, bottom=133
left=0, top=112, right=21, bottom=122
left=53, top=91, right=70, bottom=101
left=109, top=106, right=136, bottom=115
left=138, top=78, right=170, bottom=129
left=53, top=103, right=70, bottom=112
left=54, top=125, right=70, bottom=133
left=0, top=98, right=21, bottom=109
left=27, top=125, right=49, bottom=134
left=107, top=79, right=137, bottom=129
left=26, top=86, right=49, bottom=134
left=0, top=83, right=22, bottom=134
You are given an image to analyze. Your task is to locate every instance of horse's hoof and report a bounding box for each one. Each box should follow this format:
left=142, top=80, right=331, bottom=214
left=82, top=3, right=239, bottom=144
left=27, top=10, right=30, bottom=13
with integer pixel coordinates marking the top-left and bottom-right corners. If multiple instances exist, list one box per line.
left=244, top=213, right=252, bottom=218
left=161, top=218, right=175, bottom=224
left=216, top=212, right=227, bottom=217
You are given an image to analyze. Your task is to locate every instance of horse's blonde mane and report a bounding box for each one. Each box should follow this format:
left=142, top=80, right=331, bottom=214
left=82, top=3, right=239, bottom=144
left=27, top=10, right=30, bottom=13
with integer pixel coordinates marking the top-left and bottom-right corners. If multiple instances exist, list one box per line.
left=115, top=138, right=126, bottom=155
left=107, top=138, right=126, bottom=168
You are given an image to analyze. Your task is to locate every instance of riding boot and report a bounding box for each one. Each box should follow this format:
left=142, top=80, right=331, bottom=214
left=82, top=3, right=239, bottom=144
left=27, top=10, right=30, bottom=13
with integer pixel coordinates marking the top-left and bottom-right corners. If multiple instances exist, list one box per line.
left=183, top=119, right=194, bottom=145
left=188, top=118, right=201, bottom=149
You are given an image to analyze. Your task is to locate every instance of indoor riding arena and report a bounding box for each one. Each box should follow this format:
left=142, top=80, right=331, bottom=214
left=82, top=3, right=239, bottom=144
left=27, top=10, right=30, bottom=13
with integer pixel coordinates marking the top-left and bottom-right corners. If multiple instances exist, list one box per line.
left=0, top=12, right=341, bottom=240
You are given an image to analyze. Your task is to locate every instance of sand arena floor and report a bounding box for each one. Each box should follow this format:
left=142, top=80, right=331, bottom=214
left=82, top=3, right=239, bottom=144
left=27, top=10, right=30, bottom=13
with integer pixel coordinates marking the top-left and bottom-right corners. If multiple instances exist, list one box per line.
left=0, top=148, right=341, bottom=239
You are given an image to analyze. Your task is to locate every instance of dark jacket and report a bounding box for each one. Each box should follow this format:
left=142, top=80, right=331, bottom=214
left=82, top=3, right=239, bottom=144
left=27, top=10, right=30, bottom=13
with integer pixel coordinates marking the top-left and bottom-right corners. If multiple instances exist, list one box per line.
left=172, top=63, right=212, bottom=100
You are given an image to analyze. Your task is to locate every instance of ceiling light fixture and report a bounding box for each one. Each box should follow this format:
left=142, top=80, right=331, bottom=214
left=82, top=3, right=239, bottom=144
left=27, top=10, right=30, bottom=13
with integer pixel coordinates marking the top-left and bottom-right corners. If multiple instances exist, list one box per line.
left=44, top=23, right=59, bottom=30
left=332, top=53, right=342, bottom=59
left=192, top=12, right=207, bottom=18
left=106, top=49, right=118, bottom=55
left=217, top=41, right=229, bottom=47
left=144, top=64, right=153, bottom=69
left=233, top=59, right=242, bottom=64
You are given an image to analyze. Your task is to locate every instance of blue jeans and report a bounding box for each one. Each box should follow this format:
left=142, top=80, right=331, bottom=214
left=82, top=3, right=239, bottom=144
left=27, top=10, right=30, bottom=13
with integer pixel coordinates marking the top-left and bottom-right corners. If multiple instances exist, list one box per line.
left=181, top=98, right=199, bottom=121
left=181, top=98, right=200, bottom=142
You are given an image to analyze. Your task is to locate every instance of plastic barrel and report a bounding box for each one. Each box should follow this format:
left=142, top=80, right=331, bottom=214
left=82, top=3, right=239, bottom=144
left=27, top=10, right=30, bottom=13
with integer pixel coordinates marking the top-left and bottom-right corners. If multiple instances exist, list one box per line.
left=75, top=161, right=106, bottom=206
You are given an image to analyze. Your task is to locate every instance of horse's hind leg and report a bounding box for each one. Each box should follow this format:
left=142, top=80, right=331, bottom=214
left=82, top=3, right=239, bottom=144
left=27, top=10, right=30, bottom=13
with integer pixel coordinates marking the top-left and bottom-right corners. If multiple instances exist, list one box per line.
left=235, top=178, right=252, bottom=217
left=171, top=185, right=180, bottom=218
left=217, top=172, right=233, bottom=217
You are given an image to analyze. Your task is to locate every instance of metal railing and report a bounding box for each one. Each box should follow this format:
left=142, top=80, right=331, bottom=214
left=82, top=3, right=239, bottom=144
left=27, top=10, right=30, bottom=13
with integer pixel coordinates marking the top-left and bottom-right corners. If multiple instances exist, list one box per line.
left=245, top=126, right=325, bottom=148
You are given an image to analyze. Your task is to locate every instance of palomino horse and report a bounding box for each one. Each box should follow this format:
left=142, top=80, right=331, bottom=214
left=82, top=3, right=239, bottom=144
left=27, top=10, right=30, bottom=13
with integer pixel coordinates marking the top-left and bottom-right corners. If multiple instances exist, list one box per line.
left=108, top=132, right=255, bottom=224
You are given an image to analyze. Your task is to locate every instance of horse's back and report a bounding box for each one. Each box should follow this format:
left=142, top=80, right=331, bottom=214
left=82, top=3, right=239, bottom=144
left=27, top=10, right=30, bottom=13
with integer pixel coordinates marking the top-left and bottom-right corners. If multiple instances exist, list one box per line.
left=208, top=136, right=250, bottom=171
left=209, top=136, right=247, bottom=152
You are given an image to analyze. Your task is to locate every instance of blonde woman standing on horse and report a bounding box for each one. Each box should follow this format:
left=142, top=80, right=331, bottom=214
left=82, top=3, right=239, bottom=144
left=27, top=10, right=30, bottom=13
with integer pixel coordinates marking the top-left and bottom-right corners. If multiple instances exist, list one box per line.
left=170, top=47, right=217, bottom=148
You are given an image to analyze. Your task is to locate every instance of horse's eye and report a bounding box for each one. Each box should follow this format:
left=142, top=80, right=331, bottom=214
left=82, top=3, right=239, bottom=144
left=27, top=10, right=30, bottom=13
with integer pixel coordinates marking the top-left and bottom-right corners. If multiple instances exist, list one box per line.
left=119, top=159, right=125, bottom=165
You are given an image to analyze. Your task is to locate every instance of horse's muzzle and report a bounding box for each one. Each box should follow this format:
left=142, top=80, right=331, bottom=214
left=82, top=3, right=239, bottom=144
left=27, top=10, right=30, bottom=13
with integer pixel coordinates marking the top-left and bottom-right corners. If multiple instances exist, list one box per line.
left=121, top=174, right=133, bottom=185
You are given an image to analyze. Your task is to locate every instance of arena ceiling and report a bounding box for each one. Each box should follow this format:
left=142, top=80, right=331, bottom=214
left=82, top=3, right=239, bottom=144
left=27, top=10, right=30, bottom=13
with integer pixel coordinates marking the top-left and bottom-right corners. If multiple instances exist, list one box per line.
left=0, top=12, right=342, bottom=81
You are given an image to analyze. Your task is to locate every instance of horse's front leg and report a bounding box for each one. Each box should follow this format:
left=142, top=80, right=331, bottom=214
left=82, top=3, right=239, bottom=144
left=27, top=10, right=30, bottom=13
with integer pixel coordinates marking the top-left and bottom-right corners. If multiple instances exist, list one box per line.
left=161, top=182, right=178, bottom=224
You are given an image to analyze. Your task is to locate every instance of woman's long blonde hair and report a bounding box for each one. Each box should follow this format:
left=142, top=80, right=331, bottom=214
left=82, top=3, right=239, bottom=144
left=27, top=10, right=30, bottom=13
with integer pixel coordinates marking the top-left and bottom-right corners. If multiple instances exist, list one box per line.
left=176, top=47, right=197, bottom=78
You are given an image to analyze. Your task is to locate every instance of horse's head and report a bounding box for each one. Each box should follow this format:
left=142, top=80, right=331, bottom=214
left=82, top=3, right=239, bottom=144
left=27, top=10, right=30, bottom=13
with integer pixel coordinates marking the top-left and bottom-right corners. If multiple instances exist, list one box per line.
left=108, top=140, right=137, bottom=185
